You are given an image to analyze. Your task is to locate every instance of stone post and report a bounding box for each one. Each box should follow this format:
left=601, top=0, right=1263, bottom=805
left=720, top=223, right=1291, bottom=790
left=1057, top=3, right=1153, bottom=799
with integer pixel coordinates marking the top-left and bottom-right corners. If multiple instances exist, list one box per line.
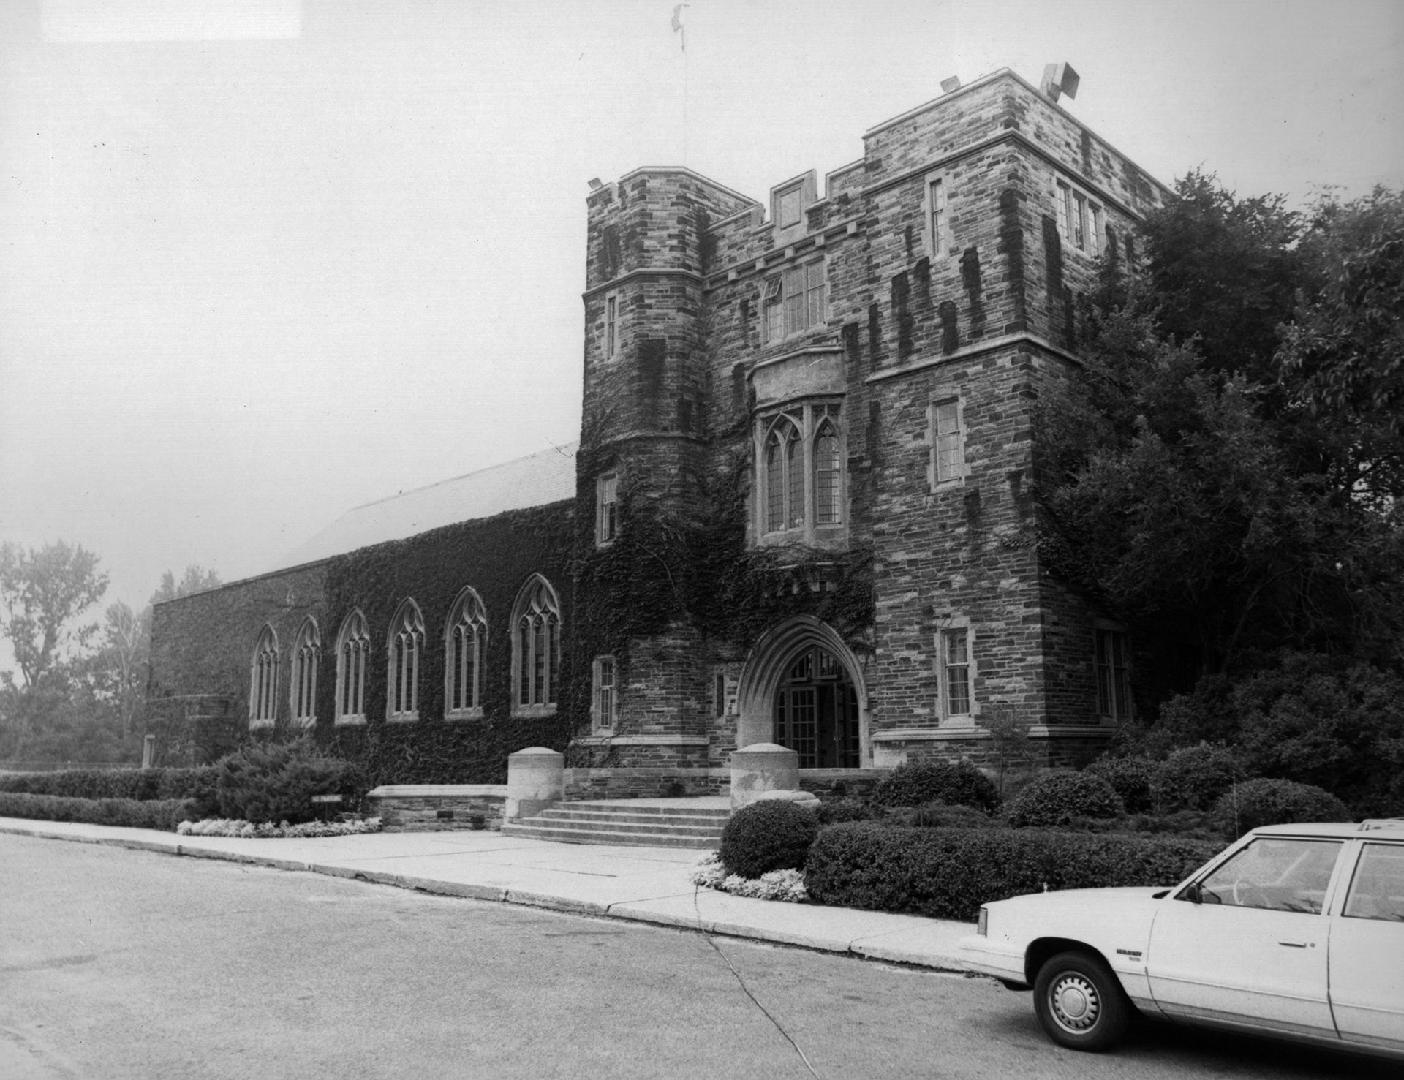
left=506, top=747, right=564, bottom=821
left=141, top=734, right=157, bottom=770
left=729, top=743, right=800, bottom=810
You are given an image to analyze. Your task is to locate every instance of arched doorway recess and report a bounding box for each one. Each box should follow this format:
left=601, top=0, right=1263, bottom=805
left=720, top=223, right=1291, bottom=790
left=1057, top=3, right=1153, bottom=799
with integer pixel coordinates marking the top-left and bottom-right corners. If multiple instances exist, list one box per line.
left=736, top=616, right=868, bottom=768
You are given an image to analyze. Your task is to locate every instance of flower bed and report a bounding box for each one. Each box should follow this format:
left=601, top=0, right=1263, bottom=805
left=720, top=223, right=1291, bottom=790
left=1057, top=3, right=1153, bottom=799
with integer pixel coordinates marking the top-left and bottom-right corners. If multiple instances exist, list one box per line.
left=690, top=851, right=808, bottom=903
left=176, top=817, right=382, bottom=839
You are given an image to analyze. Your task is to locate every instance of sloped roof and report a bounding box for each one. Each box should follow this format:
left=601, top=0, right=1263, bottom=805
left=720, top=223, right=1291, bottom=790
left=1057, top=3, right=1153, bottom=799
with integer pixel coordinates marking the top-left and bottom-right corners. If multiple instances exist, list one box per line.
left=276, top=442, right=577, bottom=570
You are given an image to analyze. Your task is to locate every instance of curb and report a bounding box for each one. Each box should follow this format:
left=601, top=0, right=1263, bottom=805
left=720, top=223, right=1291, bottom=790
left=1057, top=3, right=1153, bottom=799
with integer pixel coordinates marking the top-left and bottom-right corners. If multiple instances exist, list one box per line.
left=3, top=821, right=972, bottom=973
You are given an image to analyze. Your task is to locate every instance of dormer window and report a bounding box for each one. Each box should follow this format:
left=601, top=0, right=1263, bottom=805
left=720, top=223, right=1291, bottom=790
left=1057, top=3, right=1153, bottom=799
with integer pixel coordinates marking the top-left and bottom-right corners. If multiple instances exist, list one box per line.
left=769, top=170, right=817, bottom=241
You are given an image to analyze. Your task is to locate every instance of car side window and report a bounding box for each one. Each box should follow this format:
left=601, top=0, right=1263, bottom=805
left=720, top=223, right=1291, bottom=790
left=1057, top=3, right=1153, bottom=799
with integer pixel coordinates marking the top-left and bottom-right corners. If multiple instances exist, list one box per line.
left=1195, top=838, right=1342, bottom=914
left=1342, top=843, right=1404, bottom=922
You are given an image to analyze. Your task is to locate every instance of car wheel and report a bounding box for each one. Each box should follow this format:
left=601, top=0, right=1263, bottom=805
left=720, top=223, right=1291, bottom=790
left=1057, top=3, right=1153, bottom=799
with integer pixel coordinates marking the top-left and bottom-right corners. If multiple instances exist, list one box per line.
left=1032, top=950, right=1132, bottom=1051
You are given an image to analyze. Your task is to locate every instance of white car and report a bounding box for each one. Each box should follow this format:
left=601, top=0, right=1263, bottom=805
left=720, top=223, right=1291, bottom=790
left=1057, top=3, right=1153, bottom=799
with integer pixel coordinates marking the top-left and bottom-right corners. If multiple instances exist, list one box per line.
left=959, top=819, right=1404, bottom=1058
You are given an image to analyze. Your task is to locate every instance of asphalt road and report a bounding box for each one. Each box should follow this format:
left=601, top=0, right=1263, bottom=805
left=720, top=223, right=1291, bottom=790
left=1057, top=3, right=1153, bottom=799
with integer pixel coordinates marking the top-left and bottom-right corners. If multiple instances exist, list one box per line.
left=1, top=833, right=1393, bottom=1080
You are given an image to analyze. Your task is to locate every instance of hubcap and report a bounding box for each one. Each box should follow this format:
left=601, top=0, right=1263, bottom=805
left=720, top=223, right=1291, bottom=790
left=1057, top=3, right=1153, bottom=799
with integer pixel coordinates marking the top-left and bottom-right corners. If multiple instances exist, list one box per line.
left=1050, top=973, right=1101, bottom=1032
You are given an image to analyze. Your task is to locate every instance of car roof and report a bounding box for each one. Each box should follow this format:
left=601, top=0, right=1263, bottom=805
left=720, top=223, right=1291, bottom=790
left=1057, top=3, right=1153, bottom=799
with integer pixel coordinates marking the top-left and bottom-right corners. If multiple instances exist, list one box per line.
left=1253, top=819, right=1404, bottom=840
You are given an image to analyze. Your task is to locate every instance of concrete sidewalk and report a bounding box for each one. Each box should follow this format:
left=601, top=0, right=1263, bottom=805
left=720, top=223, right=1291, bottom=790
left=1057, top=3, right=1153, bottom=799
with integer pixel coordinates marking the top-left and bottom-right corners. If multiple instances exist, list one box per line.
left=0, top=816, right=974, bottom=971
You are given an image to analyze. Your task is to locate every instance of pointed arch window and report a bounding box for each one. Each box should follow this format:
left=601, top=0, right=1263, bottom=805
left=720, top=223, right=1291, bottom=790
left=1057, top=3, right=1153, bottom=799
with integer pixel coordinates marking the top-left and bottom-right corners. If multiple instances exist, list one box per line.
left=291, top=617, right=321, bottom=728
left=446, top=588, right=487, bottom=719
left=249, top=624, right=279, bottom=729
left=335, top=610, right=370, bottom=725
left=756, top=401, right=845, bottom=544
left=387, top=599, right=425, bottom=722
left=512, top=575, right=560, bottom=714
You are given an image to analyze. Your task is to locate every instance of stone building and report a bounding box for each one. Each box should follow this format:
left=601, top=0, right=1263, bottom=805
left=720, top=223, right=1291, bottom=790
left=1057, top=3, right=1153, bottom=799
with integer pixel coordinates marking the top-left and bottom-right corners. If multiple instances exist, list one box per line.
left=148, top=67, right=1168, bottom=794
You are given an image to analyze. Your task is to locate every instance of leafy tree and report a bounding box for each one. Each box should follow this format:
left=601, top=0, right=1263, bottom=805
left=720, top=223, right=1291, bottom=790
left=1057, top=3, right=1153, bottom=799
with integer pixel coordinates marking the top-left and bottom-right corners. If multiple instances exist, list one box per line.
left=1040, top=178, right=1404, bottom=685
left=150, top=565, right=222, bottom=605
left=1138, top=169, right=1302, bottom=382
left=0, top=541, right=108, bottom=693
left=1278, top=186, right=1404, bottom=509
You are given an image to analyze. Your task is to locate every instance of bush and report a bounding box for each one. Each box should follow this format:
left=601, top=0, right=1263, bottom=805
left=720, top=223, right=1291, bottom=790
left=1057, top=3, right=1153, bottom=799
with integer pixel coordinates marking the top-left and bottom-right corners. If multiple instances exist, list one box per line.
left=213, top=740, right=365, bottom=826
left=887, top=801, right=994, bottom=829
left=0, top=766, right=218, bottom=806
left=1213, top=778, right=1352, bottom=838
left=816, top=798, right=873, bottom=825
left=719, top=799, right=819, bottom=879
left=805, top=823, right=1219, bottom=922
left=1004, top=770, right=1123, bottom=827
left=1152, top=744, right=1243, bottom=812
left=1084, top=756, right=1157, bottom=814
left=0, top=792, right=195, bottom=830
left=873, top=759, right=999, bottom=812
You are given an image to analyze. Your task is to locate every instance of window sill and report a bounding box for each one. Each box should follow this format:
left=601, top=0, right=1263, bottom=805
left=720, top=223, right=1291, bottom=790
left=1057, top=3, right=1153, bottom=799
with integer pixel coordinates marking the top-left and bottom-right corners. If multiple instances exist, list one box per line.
left=386, top=712, right=419, bottom=724
left=334, top=715, right=368, bottom=727
left=293, top=716, right=317, bottom=730
left=513, top=704, right=558, bottom=720
left=446, top=708, right=485, bottom=722
left=249, top=718, right=275, bottom=731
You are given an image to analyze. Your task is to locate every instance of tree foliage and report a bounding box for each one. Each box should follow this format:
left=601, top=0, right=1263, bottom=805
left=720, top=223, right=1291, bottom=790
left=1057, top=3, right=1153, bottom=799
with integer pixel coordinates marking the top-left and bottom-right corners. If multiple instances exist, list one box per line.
left=1040, top=178, right=1404, bottom=683
left=0, top=540, right=108, bottom=692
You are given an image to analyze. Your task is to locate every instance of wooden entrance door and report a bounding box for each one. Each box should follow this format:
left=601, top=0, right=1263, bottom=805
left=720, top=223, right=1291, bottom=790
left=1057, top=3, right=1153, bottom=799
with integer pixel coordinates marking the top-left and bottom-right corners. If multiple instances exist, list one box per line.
left=774, top=647, right=859, bottom=768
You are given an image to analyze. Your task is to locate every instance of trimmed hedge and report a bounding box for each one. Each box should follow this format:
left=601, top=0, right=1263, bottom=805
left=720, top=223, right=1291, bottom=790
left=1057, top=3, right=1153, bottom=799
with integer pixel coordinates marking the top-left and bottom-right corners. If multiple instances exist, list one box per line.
left=1214, top=778, right=1351, bottom=838
left=805, top=822, right=1220, bottom=922
left=873, top=760, right=1000, bottom=812
left=0, top=766, right=217, bottom=809
left=719, top=799, right=819, bottom=879
left=0, top=792, right=195, bottom=831
left=1005, top=770, right=1124, bottom=826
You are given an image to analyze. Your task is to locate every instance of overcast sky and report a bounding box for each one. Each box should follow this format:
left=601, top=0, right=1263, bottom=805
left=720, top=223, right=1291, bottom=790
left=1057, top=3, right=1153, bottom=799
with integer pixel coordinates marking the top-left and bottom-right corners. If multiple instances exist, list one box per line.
left=1, top=0, right=1401, bottom=622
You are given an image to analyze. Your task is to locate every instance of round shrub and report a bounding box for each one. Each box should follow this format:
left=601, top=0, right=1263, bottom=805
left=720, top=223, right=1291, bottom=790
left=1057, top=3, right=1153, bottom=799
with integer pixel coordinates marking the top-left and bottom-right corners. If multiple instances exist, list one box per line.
left=1214, top=778, right=1351, bottom=837
left=1005, top=770, right=1124, bottom=827
left=1152, top=744, right=1242, bottom=812
left=1083, top=756, right=1156, bottom=814
left=873, top=759, right=999, bottom=812
left=719, top=799, right=819, bottom=879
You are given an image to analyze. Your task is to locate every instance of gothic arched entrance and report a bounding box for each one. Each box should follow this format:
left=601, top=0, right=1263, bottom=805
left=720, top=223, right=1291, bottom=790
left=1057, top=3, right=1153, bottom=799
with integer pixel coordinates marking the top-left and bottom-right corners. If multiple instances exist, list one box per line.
left=775, top=645, right=860, bottom=768
left=736, top=617, right=869, bottom=768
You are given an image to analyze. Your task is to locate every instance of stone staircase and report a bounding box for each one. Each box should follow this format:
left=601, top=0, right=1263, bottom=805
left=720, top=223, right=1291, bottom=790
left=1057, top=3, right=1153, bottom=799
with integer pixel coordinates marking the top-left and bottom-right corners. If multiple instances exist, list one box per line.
left=500, top=798, right=730, bottom=849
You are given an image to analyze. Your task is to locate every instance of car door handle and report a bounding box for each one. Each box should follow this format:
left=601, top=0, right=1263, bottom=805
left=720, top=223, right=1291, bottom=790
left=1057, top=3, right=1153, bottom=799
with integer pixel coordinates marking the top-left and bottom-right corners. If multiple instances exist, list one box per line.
left=1277, top=941, right=1309, bottom=948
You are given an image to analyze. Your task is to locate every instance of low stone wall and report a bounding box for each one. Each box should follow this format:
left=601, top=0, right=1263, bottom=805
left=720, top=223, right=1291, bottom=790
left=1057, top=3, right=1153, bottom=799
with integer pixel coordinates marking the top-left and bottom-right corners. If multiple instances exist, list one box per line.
left=564, top=767, right=730, bottom=800
left=366, top=785, right=509, bottom=829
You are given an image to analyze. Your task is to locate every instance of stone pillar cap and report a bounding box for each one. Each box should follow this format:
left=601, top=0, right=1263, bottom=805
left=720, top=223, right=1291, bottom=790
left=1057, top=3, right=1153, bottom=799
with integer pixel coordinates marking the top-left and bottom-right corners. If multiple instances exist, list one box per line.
left=736, top=742, right=790, bottom=753
left=509, top=746, right=562, bottom=758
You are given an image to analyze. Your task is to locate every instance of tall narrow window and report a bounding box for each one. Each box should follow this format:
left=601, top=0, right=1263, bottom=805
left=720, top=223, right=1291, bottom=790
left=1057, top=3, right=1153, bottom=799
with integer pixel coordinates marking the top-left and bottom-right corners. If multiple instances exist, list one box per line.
left=1089, top=204, right=1103, bottom=256
left=291, top=618, right=320, bottom=728
left=387, top=600, right=424, bottom=721
left=512, top=575, right=560, bottom=713
left=593, top=655, right=617, bottom=732
left=814, top=416, right=841, bottom=526
left=1056, top=180, right=1070, bottom=239
left=604, top=292, right=619, bottom=360
left=930, top=396, right=966, bottom=487
left=446, top=588, right=486, bottom=718
left=335, top=610, right=369, bottom=724
left=758, top=403, right=844, bottom=541
left=928, top=176, right=947, bottom=256
left=596, top=471, right=619, bottom=546
left=1094, top=627, right=1131, bottom=722
left=249, top=624, right=279, bottom=728
left=940, top=626, right=973, bottom=720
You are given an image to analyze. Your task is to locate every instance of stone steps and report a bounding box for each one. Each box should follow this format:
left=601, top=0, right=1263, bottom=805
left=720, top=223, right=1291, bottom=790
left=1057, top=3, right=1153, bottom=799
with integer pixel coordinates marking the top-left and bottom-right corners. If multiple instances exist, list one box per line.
left=501, top=799, right=729, bottom=848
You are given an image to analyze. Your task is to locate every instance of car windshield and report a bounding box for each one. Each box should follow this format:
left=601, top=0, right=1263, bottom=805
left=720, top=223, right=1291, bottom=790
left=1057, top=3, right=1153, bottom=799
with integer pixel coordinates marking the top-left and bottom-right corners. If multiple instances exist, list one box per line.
left=1194, top=837, right=1341, bottom=914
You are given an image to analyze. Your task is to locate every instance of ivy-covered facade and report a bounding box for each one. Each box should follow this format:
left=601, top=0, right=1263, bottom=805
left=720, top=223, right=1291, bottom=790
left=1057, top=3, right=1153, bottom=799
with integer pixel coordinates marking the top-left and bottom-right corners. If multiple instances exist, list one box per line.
left=148, top=68, right=1168, bottom=791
